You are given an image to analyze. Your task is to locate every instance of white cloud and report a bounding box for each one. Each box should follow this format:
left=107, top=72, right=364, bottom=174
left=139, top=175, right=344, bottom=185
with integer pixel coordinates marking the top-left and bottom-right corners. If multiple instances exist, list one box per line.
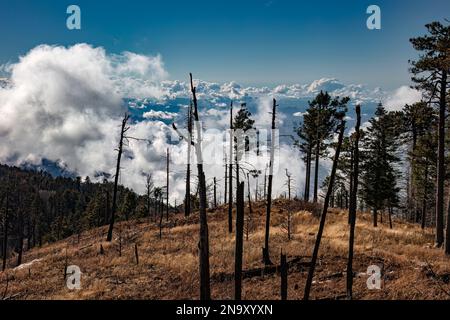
left=383, top=86, right=422, bottom=111
left=0, top=44, right=409, bottom=205
left=0, top=44, right=169, bottom=195
left=143, top=110, right=177, bottom=120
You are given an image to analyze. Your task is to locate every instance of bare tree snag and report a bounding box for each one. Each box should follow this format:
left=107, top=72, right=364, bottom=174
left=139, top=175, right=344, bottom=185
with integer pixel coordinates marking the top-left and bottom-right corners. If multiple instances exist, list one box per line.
left=185, top=101, right=193, bottom=217
left=228, top=102, right=234, bottom=234
left=107, top=113, right=130, bottom=242
left=190, top=73, right=211, bottom=300
left=134, top=243, right=139, bottom=265
left=166, top=148, right=170, bottom=222
left=234, top=182, right=245, bottom=300
left=246, top=173, right=253, bottom=215
left=224, top=152, right=228, bottom=205
left=159, top=193, right=163, bottom=239
left=263, top=99, right=277, bottom=266
left=213, top=177, right=217, bottom=209
left=280, top=251, right=288, bottom=300
left=2, top=191, right=9, bottom=271
left=285, top=169, right=292, bottom=200
left=304, top=119, right=346, bottom=300
left=346, top=105, right=361, bottom=300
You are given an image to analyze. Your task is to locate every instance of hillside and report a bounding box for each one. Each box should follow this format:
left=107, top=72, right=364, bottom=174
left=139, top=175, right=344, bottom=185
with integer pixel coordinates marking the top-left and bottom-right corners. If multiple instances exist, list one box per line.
left=1, top=199, right=449, bottom=300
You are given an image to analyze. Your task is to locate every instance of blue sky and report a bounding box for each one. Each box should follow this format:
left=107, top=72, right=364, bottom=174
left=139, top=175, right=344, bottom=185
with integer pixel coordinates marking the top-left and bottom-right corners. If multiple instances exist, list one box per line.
left=0, top=0, right=449, bottom=89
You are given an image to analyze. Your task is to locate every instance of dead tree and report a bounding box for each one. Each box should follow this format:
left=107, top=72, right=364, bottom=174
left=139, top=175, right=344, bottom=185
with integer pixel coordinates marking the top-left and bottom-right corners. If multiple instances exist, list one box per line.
left=228, top=102, right=234, bottom=233
left=145, top=174, right=153, bottom=219
left=2, top=191, right=9, bottom=271
left=16, top=208, right=24, bottom=267
left=263, top=99, right=277, bottom=266
left=166, top=148, right=170, bottom=222
left=346, top=105, right=361, bottom=300
left=134, top=244, right=139, bottom=265
left=285, top=169, right=292, bottom=200
left=170, top=73, right=211, bottom=300
left=246, top=173, right=253, bottom=214
left=224, top=151, right=228, bottom=205
left=159, top=192, right=164, bottom=239
left=304, top=119, right=346, bottom=300
left=185, top=101, right=193, bottom=217
left=234, top=182, right=245, bottom=300
left=213, top=177, right=217, bottom=209
left=280, top=251, right=288, bottom=300
left=107, top=113, right=130, bottom=242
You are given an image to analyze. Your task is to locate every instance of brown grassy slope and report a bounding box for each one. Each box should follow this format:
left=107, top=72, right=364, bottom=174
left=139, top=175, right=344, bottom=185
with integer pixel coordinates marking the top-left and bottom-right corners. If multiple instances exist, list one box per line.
left=1, top=199, right=450, bottom=300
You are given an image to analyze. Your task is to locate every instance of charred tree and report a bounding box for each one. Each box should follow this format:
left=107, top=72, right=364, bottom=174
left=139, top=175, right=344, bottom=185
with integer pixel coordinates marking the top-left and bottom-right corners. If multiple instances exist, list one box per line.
left=189, top=73, right=211, bottom=300
left=263, top=99, right=277, bottom=266
left=213, top=177, right=217, bottom=209
left=280, top=251, right=288, bottom=301
left=107, top=113, right=130, bottom=242
left=166, top=148, right=170, bottom=222
left=2, top=191, right=9, bottom=271
left=228, top=102, right=234, bottom=234
left=234, top=182, right=245, bottom=300
left=346, top=105, right=361, bottom=300
left=185, top=102, right=193, bottom=217
left=304, top=119, right=346, bottom=300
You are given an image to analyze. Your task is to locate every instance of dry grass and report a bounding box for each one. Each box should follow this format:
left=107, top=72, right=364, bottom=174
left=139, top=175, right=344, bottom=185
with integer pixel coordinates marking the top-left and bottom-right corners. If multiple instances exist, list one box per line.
left=1, top=199, right=450, bottom=300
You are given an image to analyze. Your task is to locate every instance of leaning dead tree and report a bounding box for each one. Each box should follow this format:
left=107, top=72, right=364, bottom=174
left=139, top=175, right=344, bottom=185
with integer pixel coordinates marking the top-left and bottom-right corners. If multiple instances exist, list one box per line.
left=173, top=73, right=211, bottom=300
left=346, top=105, right=361, bottom=300
left=228, top=102, right=234, bottom=233
left=263, top=98, right=277, bottom=266
left=107, top=113, right=130, bottom=242
left=303, top=119, right=346, bottom=300
left=234, top=182, right=245, bottom=300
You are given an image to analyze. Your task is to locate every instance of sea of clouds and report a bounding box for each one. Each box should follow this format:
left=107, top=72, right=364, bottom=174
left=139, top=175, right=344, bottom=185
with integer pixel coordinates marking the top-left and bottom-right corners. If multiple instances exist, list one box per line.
left=0, top=44, right=421, bottom=204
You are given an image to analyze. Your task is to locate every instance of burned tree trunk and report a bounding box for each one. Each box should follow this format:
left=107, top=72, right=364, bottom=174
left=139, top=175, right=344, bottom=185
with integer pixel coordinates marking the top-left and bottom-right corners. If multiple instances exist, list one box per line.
left=304, top=119, right=346, bottom=301
left=16, top=210, right=24, bottom=267
left=224, top=157, right=228, bottom=205
left=388, top=207, right=393, bottom=229
left=2, top=192, right=9, bottom=271
left=185, top=102, right=193, bottom=217
left=228, top=102, right=234, bottom=234
left=107, top=113, right=130, bottom=242
left=134, top=244, right=139, bottom=265
left=159, top=195, right=163, bottom=239
left=304, top=145, right=312, bottom=202
left=234, top=182, right=245, bottom=300
left=213, top=177, right=217, bottom=209
left=246, top=173, right=253, bottom=215
left=166, top=148, right=170, bottom=222
left=190, top=73, right=211, bottom=300
left=346, top=105, right=361, bottom=300
left=280, top=251, right=288, bottom=300
left=263, top=98, right=277, bottom=266
left=285, top=169, right=292, bottom=200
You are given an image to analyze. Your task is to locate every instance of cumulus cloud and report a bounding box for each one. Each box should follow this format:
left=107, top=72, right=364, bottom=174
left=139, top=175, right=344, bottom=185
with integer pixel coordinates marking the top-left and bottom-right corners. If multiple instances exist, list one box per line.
left=143, top=110, right=178, bottom=120
left=0, top=44, right=169, bottom=193
left=383, top=86, right=422, bottom=111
